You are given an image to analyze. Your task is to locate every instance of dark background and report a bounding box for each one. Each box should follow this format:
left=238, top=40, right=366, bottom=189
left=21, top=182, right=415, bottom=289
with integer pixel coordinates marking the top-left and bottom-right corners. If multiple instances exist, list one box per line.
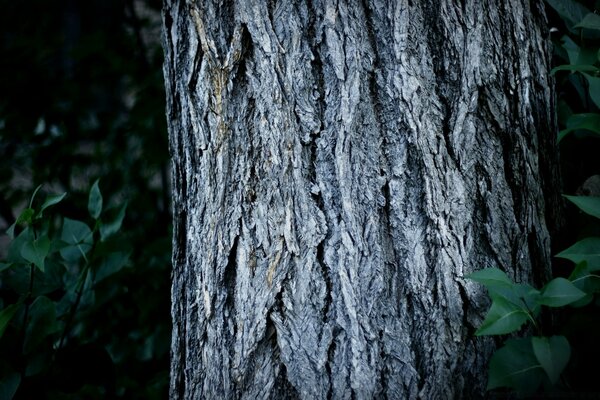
left=0, top=0, right=171, bottom=398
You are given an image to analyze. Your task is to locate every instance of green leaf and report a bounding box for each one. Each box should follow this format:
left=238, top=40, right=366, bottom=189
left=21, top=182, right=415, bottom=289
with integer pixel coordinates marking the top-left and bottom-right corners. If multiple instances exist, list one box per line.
left=559, top=113, right=600, bottom=142
left=0, top=301, right=23, bottom=340
left=561, top=35, right=581, bottom=65
left=546, top=0, right=589, bottom=28
left=38, top=192, right=67, bottom=218
left=569, top=293, right=594, bottom=307
left=7, top=227, right=34, bottom=264
left=466, top=268, right=538, bottom=311
left=551, top=64, right=600, bottom=75
left=20, top=234, right=51, bottom=272
left=6, top=208, right=35, bottom=239
left=538, top=277, right=586, bottom=307
left=488, top=338, right=544, bottom=395
left=465, top=267, right=513, bottom=288
left=16, top=208, right=35, bottom=225
left=0, top=372, right=20, bottom=400
left=564, top=195, right=600, bottom=219
left=583, top=73, right=600, bottom=108
left=0, top=263, right=12, bottom=273
left=568, top=261, right=600, bottom=294
left=475, top=296, right=530, bottom=336
left=99, top=203, right=127, bottom=241
left=5, top=222, right=16, bottom=239
left=24, top=296, right=60, bottom=354
left=557, top=99, right=573, bottom=126
left=556, top=237, right=600, bottom=267
left=575, top=13, right=600, bottom=30
left=531, top=336, right=570, bottom=385
left=60, top=218, right=93, bottom=262
left=88, top=179, right=103, bottom=220
left=95, top=251, right=130, bottom=282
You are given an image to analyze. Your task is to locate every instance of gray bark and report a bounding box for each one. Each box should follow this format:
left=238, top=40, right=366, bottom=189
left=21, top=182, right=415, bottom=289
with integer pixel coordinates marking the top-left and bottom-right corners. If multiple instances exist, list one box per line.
left=162, top=0, right=559, bottom=398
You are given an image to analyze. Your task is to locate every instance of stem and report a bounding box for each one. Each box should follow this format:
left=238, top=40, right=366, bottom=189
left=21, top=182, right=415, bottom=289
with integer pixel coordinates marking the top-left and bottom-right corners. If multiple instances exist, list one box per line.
left=57, top=264, right=90, bottom=350
left=57, top=226, right=96, bottom=350
left=17, top=264, right=35, bottom=375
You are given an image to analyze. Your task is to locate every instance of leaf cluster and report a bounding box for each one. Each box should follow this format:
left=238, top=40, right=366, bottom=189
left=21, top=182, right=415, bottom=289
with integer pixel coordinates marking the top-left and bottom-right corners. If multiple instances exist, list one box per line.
left=469, top=193, right=600, bottom=395
left=548, top=0, right=600, bottom=142
left=470, top=3, right=600, bottom=394
left=0, top=183, right=131, bottom=398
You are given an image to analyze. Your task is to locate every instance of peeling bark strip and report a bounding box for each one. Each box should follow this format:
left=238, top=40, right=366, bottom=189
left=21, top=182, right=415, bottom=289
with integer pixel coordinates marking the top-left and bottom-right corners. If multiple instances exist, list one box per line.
left=162, top=1, right=558, bottom=399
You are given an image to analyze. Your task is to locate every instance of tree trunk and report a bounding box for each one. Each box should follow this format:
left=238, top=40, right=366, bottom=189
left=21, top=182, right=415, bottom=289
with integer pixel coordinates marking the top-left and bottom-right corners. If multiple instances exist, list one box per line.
left=162, top=1, right=559, bottom=398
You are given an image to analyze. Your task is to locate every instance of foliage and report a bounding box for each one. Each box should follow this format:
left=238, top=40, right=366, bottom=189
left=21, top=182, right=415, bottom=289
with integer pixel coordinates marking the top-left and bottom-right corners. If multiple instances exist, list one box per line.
left=466, top=267, right=591, bottom=395
left=0, top=183, right=133, bottom=398
left=0, top=1, right=170, bottom=398
left=468, top=0, right=600, bottom=396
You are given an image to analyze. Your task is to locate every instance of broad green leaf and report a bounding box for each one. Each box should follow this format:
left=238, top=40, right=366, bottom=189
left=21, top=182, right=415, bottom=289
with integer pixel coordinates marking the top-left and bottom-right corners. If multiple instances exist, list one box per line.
left=545, top=0, right=590, bottom=30
left=561, top=35, right=580, bottom=65
left=5, top=222, right=16, bottom=239
left=583, top=73, right=600, bottom=108
left=575, top=13, right=600, bottom=30
left=99, top=203, right=127, bottom=241
left=475, top=296, right=529, bottom=336
left=568, top=261, right=600, bottom=294
left=551, top=64, right=600, bottom=75
left=558, top=128, right=571, bottom=143
left=569, top=293, right=594, bottom=307
left=29, top=258, right=65, bottom=296
left=16, top=208, right=34, bottom=225
left=538, top=277, right=586, bottom=307
left=556, top=237, right=600, bottom=267
left=6, top=208, right=35, bottom=240
left=20, top=235, right=50, bottom=271
left=557, top=99, right=572, bottom=126
left=466, top=268, right=537, bottom=310
left=6, top=227, right=34, bottom=265
left=467, top=268, right=539, bottom=312
left=488, top=338, right=544, bottom=395
left=88, top=179, right=103, bottom=219
left=531, top=336, right=570, bottom=385
left=0, top=301, right=23, bottom=340
left=60, top=218, right=93, bottom=262
left=465, top=267, right=512, bottom=288
left=0, top=263, right=11, bottom=273
left=0, top=372, right=20, bottom=400
left=38, top=192, right=66, bottom=218
left=564, top=195, right=600, bottom=219
left=95, top=251, right=130, bottom=282
left=559, top=113, right=600, bottom=142
left=569, top=71, right=593, bottom=103
left=24, top=296, right=60, bottom=354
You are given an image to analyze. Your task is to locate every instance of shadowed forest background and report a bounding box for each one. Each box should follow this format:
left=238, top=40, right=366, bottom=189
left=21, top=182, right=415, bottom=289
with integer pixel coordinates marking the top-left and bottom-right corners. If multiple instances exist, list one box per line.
left=0, top=0, right=599, bottom=398
left=0, top=0, right=170, bottom=398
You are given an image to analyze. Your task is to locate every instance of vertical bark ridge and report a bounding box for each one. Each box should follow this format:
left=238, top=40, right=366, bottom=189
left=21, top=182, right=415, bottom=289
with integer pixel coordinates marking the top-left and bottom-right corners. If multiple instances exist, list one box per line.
left=164, top=0, right=557, bottom=398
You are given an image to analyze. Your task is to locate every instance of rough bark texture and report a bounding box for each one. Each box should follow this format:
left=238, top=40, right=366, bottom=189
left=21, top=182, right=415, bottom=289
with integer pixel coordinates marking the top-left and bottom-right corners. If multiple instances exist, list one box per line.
left=162, top=1, right=558, bottom=398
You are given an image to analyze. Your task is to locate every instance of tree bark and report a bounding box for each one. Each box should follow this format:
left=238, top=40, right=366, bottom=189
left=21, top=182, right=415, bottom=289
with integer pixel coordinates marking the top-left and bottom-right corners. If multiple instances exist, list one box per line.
left=162, top=0, right=558, bottom=398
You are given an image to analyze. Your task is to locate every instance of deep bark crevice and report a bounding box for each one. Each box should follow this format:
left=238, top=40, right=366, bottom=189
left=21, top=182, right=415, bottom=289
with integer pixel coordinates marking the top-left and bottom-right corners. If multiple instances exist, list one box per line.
left=273, top=360, right=300, bottom=400
left=224, top=234, right=239, bottom=310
